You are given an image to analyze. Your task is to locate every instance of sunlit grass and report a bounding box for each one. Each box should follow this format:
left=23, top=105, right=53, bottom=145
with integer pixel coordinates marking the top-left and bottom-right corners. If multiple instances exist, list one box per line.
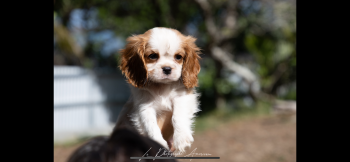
left=194, top=100, right=272, bottom=132
left=54, top=135, right=93, bottom=147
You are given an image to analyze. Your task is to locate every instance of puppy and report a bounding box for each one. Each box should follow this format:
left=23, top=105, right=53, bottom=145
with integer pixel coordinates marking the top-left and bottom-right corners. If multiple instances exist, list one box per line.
left=115, top=27, right=201, bottom=154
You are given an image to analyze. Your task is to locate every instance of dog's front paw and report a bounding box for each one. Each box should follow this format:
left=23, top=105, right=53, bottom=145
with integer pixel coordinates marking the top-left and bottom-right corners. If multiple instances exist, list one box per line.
left=153, top=137, right=170, bottom=150
left=173, top=131, right=194, bottom=154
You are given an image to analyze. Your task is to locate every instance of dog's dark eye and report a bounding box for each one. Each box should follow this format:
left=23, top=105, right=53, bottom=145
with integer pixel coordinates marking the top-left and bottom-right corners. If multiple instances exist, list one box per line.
left=175, top=55, right=182, bottom=60
left=148, top=53, right=158, bottom=60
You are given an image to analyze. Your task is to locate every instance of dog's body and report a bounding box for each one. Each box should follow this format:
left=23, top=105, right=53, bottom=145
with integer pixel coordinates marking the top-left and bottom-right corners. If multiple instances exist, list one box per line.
left=115, top=81, right=200, bottom=153
left=115, top=27, right=201, bottom=153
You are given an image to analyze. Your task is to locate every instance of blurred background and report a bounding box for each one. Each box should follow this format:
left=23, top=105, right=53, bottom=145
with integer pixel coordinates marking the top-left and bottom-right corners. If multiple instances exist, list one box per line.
left=54, top=0, right=296, bottom=162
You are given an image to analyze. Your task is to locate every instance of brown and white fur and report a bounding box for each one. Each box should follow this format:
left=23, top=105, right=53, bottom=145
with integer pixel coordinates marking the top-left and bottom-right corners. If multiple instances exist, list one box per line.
left=115, top=27, right=201, bottom=154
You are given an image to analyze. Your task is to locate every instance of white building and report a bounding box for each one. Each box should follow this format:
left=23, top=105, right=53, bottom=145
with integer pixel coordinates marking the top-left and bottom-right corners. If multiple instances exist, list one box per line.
left=54, top=66, right=130, bottom=142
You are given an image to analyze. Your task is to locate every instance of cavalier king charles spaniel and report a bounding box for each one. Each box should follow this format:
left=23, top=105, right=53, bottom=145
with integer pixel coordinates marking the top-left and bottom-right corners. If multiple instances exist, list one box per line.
left=115, top=27, right=201, bottom=154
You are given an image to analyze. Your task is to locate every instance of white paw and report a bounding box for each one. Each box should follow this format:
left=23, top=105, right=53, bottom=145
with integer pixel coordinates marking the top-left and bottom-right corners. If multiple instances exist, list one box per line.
left=153, top=137, right=170, bottom=150
left=173, top=131, right=194, bottom=154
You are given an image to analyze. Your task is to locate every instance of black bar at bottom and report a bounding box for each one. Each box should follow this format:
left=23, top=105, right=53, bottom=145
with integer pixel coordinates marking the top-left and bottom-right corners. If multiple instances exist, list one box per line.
left=130, top=157, right=220, bottom=159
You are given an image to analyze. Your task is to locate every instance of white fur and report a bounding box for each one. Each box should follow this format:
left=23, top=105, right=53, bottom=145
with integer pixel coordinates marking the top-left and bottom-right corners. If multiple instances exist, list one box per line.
left=147, top=28, right=183, bottom=83
left=116, top=27, right=200, bottom=153
left=148, top=28, right=181, bottom=56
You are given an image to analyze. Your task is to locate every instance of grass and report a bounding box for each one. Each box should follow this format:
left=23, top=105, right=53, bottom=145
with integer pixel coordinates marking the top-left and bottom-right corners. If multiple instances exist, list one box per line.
left=54, top=135, right=95, bottom=147
left=194, top=100, right=272, bottom=132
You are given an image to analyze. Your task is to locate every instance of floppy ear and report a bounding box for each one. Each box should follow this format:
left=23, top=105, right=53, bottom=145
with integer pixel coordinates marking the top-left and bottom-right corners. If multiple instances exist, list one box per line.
left=119, top=35, right=148, bottom=88
left=182, top=36, right=201, bottom=89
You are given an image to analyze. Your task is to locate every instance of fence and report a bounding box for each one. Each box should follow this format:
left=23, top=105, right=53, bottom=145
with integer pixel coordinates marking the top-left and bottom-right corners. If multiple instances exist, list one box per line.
left=54, top=66, right=130, bottom=142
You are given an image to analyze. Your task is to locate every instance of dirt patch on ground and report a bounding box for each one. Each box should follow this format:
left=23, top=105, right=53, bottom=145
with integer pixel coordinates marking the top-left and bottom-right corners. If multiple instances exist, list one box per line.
left=54, top=144, right=83, bottom=162
left=54, top=114, right=296, bottom=162
left=178, top=114, right=296, bottom=162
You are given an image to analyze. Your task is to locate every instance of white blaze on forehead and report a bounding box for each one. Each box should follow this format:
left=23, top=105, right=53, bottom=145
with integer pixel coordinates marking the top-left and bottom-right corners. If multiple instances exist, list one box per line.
left=148, top=28, right=181, bottom=55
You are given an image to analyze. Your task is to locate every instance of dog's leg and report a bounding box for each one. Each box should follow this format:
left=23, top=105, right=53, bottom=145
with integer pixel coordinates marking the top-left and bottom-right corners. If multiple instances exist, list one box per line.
left=167, top=135, right=175, bottom=152
left=172, top=94, right=200, bottom=154
left=139, top=105, right=169, bottom=150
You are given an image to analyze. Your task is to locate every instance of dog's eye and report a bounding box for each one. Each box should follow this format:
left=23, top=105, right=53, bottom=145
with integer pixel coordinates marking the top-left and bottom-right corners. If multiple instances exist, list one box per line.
left=148, top=53, right=158, bottom=60
left=175, top=55, right=182, bottom=60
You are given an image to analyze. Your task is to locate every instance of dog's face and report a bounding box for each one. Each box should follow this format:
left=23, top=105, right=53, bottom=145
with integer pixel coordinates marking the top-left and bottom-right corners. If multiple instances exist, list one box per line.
left=120, top=27, right=201, bottom=89
left=146, top=28, right=184, bottom=83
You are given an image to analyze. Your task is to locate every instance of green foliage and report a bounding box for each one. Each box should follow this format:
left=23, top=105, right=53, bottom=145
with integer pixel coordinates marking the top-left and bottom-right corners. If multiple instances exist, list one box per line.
left=215, top=78, right=235, bottom=95
left=244, top=27, right=295, bottom=99
left=198, top=59, right=216, bottom=92
left=283, top=88, right=296, bottom=100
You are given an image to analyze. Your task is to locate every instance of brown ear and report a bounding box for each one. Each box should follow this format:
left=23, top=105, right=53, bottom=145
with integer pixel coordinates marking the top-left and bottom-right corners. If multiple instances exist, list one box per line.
left=119, top=35, right=148, bottom=88
left=182, top=36, right=201, bottom=89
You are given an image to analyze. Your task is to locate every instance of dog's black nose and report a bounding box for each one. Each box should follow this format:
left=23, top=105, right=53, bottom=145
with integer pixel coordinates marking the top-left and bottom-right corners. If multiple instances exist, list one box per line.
left=162, top=67, right=172, bottom=75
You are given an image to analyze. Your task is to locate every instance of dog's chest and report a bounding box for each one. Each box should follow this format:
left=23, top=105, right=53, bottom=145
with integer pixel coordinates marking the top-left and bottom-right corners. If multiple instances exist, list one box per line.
left=157, top=110, right=173, bottom=141
left=153, top=96, right=172, bottom=111
left=148, top=86, right=180, bottom=112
